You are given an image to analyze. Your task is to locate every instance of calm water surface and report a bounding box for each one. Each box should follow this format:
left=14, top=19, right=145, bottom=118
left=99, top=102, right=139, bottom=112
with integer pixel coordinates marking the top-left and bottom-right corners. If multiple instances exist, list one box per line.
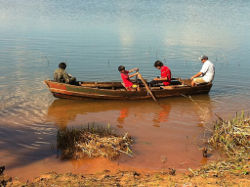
left=0, top=0, right=250, bottom=179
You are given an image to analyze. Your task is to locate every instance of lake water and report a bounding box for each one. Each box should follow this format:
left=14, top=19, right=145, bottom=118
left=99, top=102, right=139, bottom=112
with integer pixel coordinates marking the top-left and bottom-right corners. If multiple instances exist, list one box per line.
left=0, top=0, right=250, bottom=180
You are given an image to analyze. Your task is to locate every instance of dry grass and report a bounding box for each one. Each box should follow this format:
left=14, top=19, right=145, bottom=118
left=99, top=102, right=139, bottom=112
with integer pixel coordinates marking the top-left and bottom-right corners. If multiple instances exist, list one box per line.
left=57, top=124, right=133, bottom=160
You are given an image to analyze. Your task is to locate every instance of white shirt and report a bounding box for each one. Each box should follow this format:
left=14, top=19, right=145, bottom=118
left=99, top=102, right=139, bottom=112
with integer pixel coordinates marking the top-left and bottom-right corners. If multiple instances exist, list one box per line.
left=200, top=60, right=215, bottom=82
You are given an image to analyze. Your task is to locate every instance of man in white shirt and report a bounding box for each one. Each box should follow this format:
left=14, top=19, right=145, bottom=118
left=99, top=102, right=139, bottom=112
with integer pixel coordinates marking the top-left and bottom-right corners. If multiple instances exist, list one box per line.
left=190, top=55, right=215, bottom=87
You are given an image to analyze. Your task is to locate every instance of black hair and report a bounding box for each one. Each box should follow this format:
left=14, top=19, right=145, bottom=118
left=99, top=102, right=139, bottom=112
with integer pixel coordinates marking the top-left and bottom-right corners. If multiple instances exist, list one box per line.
left=118, top=65, right=125, bottom=72
left=154, top=60, right=163, bottom=68
left=59, top=62, right=67, bottom=69
left=202, top=56, right=208, bottom=60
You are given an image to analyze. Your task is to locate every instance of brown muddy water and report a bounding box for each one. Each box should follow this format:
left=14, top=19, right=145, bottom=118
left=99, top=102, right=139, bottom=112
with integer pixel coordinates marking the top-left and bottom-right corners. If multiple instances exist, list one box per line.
left=1, top=96, right=250, bottom=180
left=1, top=0, right=250, bottom=181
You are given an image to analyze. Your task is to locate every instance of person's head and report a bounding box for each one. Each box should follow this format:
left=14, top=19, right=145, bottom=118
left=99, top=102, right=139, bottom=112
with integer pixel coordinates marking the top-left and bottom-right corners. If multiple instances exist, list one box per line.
left=118, top=65, right=126, bottom=73
left=59, top=62, right=67, bottom=69
left=199, top=55, right=208, bottom=63
left=154, top=60, right=164, bottom=70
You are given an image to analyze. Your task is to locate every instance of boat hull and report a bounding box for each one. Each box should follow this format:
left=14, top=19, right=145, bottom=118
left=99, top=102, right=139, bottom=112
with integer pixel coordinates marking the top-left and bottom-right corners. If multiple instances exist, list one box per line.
left=44, top=80, right=212, bottom=100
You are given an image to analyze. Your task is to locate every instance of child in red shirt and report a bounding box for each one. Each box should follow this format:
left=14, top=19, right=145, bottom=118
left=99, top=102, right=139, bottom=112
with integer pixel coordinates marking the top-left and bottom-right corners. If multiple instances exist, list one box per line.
left=153, top=60, right=172, bottom=86
left=118, top=66, right=140, bottom=91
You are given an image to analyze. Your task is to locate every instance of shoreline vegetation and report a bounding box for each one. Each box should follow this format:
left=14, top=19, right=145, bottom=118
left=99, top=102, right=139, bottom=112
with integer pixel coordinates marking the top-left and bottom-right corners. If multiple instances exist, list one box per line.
left=57, top=124, right=133, bottom=160
left=1, top=113, right=249, bottom=186
left=190, top=112, right=249, bottom=178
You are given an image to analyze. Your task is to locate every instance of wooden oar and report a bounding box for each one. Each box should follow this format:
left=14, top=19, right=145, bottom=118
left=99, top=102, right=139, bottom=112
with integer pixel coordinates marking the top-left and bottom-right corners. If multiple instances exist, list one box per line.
left=137, top=73, right=157, bottom=102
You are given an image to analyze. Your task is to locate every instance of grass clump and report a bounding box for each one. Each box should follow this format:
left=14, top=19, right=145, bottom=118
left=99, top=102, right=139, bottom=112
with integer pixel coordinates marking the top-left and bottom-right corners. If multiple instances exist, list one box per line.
left=191, top=112, right=250, bottom=177
left=57, top=124, right=133, bottom=160
left=209, top=112, right=249, bottom=157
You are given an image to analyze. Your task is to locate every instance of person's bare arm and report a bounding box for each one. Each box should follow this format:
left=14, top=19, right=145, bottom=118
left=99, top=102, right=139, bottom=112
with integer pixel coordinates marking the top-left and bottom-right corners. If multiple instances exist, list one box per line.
left=190, top=72, right=202, bottom=80
left=129, top=72, right=139, bottom=78
left=128, top=68, right=139, bottom=73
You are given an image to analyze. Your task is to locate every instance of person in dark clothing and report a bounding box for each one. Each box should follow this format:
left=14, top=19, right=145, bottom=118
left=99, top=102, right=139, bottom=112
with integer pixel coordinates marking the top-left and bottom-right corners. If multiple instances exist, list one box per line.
left=54, top=62, right=76, bottom=84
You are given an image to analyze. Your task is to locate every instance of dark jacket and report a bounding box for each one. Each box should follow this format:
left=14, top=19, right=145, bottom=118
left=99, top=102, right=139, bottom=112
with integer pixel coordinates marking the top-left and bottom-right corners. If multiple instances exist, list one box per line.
left=54, top=68, right=75, bottom=83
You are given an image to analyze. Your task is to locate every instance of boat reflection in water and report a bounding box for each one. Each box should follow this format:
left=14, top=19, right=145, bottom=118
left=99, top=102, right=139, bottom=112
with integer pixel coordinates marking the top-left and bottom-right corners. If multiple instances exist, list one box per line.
left=47, top=98, right=174, bottom=129
left=47, top=95, right=212, bottom=128
left=46, top=95, right=214, bottom=170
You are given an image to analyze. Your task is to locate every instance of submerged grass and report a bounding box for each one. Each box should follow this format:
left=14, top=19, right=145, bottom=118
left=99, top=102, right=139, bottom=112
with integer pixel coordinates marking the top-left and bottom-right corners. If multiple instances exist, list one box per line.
left=57, top=124, right=133, bottom=160
left=191, top=112, right=250, bottom=177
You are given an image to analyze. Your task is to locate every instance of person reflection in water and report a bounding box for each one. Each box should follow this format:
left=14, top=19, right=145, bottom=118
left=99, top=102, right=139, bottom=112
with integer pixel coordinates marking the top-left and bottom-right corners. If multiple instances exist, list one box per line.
left=117, top=108, right=129, bottom=128
left=54, top=62, right=76, bottom=84
left=153, top=104, right=171, bottom=127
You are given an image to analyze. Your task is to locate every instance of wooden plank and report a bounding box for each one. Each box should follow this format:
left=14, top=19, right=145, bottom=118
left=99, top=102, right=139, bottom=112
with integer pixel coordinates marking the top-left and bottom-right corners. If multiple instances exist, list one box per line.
left=137, top=73, right=157, bottom=102
left=160, top=85, right=189, bottom=90
left=80, top=82, right=123, bottom=88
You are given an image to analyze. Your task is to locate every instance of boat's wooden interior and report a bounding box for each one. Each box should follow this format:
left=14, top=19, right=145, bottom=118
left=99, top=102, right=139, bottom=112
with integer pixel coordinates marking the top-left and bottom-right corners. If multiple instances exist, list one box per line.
left=77, top=78, right=194, bottom=91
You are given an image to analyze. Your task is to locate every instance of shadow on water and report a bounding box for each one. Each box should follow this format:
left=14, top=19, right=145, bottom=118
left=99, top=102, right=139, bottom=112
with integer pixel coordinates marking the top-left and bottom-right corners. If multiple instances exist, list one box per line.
left=0, top=123, right=57, bottom=170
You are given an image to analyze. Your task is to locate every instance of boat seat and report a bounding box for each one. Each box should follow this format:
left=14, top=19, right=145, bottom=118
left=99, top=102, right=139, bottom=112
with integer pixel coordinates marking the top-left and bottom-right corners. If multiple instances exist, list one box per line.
left=160, top=86, right=175, bottom=90
left=150, top=87, right=161, bottom=90
left=197, top=82, right=210, bottom=85
left=160, top=85, right=189, bottom=90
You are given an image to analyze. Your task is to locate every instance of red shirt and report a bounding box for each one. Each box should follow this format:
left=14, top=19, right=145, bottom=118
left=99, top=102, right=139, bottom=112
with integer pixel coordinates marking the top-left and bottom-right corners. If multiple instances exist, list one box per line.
left=121, top=71, right=133, bottom=88
left=161, top=65, right=171, bottom=86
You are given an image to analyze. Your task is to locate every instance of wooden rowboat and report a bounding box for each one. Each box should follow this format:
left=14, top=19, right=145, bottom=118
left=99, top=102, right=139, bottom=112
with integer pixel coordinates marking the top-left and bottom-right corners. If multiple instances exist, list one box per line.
left=44, top=79, right=212, bottom=100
